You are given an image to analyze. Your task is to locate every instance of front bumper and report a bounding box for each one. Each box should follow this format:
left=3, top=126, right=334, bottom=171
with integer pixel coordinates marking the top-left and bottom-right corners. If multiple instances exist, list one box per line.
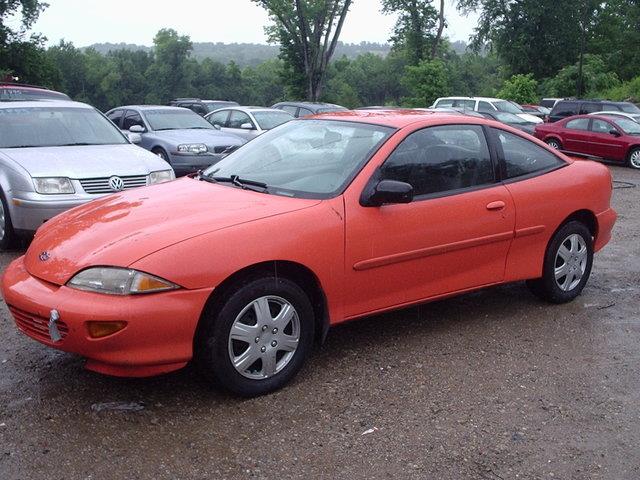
left=9, top=194, right=92, bottom=233
left=1, top=257, right=214, bottom=377
left=595, top=207, right=617, bottom=252
left=167, top=152, right=226, bottom=176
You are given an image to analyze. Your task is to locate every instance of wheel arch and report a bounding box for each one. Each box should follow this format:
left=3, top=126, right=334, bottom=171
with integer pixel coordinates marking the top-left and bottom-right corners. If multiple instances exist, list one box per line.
left=194, top=260, right=330, bottom=349
left=557, top=209, right=598, bottom=241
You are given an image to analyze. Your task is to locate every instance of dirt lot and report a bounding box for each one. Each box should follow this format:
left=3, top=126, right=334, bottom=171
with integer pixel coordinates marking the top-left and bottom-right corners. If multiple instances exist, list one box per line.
left=0, top=165, right=638, bottom=480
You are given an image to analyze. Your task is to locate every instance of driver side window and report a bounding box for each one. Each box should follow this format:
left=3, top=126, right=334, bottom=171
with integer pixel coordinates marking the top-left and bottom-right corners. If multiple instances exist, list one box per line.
left=493, top=129, right=564, bottom=179
left=379, top=125, right=495, bottom=197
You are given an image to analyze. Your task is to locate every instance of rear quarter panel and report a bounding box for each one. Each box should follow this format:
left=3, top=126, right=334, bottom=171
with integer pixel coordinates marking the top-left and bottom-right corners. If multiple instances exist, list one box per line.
left=503, top=160, right=614, bottom=281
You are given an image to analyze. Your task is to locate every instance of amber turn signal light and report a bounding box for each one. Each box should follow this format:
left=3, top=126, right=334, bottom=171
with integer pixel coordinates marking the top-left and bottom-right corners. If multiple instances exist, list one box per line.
left=87, top=321, right=127, bottom=338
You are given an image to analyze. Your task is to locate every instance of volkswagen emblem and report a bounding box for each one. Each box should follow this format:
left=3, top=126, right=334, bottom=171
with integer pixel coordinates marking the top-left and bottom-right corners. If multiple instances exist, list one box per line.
left=38, top=251, right=50, bottom=261
left=108, top=176, right=125, bottom=192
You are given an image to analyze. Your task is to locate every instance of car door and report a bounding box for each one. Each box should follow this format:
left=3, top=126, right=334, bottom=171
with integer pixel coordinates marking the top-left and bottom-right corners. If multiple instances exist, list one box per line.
left=588, top=118, right=627, bottom=161
left=222, top=110, right=257, bottom=140
left=561, top=118, right=591, bottom=153
left=342, top=124, right=516, bottom=318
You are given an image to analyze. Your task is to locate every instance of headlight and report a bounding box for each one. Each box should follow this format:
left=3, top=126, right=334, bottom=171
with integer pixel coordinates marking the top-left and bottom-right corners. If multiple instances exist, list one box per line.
left=33, top=177, right=74, bottom=194
left=149, top=170, right=175, bottom=184
left=177, top=143, right=208, bottom=154
left=67, top=267, right=179, bottom=295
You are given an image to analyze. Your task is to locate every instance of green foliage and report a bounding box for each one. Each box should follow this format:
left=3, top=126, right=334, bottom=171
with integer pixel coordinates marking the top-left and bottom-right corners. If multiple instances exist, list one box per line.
left=543, top=54, right=620, bottom=98
left=597, top=76, right=640, bottom=103
left=497, top=74, right=538, bottom=104
left=381, top=0, right=439, bottom=65
left=401, top=58, right=449, bottom=107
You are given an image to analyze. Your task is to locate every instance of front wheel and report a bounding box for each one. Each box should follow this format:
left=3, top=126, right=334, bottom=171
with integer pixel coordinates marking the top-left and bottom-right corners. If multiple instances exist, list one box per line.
left=0, top=192, right=18, bottom=251
left=152, top=147, right=170, bottom=163
left=196, top=276, right=315, bottom=397
left=526, top=221, right=593, bottom=303
left=627, top=147, right=640, bottom=170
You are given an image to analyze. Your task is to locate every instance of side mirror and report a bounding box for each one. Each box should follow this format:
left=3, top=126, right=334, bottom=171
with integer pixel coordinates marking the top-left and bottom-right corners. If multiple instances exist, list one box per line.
left=609, top=129, right=621, bottom=137
left=127, top=132, right=142, bottom=144
left=361, top=179, right=414, bottom=207
left=240, top=123, right=254, bottom=130
left=129, top=125, right=145, bottom=133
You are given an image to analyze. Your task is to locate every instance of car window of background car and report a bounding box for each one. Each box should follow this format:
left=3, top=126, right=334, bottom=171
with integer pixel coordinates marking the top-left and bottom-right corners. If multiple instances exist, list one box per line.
left=478, top=101, right=494, bottom=112
left=228, top=110, right=253, bottom=129
left=453, top=99, right=475, bottom=109
left=553, top=102, right=577, bottom=117
left=435, top=99, right=454, bottom=108
left=0, top=87, right=70, bottom=101
left=188, top=103, right=208, bottom=116
left=0, top=107, right=128, bottom=148
left=207, top=110, right=229, bottom=127
left=619, top=103, right=640, bottom=114
left=122, top=111, right=144, bottom=130
left=205, top=119, right=393, bottom=198
left=279, top=105, right=298, bottom=116
left=252, top=111, right=293, bottom=130
left=380, top=125, right=494, bottom=197
left=494, top=101, right=523, bottom=114
left=298, top=107, right=314, bottom=116
left=106, top=109, right=123, bottom=127
left=494, top=112, right=528, bottom=124
left=493, top=129, right=564, bottom=179
left=145, top=109, right=214, bottom=131
left=610, top=118, right=640, bottom=134
left=580, top=103, right=601, bottom=114
left=591, top=119, right=614, bottom=134
left=566, top=118, right=590, bottom=130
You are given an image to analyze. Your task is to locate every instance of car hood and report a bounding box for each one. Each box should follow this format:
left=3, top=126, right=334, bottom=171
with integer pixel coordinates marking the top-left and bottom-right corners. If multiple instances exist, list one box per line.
left=0, top=144, right=169, bottom=178
left=151, top=129, right=245, bottom=146
left=516, top=113, right=543, bottom=124
left=24, top=178, right=320, bottom=285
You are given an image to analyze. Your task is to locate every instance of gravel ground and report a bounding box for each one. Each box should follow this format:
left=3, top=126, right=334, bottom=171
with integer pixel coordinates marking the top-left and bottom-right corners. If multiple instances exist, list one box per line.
left=0, top=165, right=638, bottom=480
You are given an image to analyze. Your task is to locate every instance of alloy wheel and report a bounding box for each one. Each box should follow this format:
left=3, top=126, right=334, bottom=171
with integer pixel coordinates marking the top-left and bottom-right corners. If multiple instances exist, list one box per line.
left=554, top=233, right=588, bottom=292
left=630, top=150, right=640, bottom=169
left=228, top=295, right=300, bottom=380
left=547, top=140, right=561, bottom=150
left=0, top=200, right=5, bottom=241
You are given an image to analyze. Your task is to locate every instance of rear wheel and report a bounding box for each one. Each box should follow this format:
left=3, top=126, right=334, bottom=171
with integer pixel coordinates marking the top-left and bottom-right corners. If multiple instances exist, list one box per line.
left=546, top=138, right=562, bottom=150
left=195, top=275, right=315, bottom=397
left=526, top=221, right=593, bottom=303
left=0, top=192, right=18, bottom=251
left=627, top=147, right=640, bottom=170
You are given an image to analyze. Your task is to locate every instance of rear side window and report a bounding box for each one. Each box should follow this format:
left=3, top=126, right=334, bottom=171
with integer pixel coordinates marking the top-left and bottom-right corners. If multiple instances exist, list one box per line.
left=434, top=99, right=454, bottom=108
left=552, top=101, right=578, bottom=118
left=565, top=118, right=589, bottom=130
left=380, top=125, right=495, bottom=197
left=453, top=99, right=475, bottom=109
left=478, top=101, right=494, bottom=112
left=279, top=105, right=298, bottom=116
left=580, top=103, right=601, bottom=114
left=493, top=128, right=564, bottom=179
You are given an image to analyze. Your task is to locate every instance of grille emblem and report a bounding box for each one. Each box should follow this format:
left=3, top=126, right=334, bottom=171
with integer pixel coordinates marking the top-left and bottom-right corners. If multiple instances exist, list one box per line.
left=108, top=176, right=125, bottom=191
left=38, top=251, right=50, bottom=261
left=48, top=309, right=62, bottom=343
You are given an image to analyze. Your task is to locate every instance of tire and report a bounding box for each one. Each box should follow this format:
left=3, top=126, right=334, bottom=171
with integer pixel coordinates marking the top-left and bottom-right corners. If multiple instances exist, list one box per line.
left=152, top=147, right=170, bottom=163
left=526, top=221, right=593, bottom=304
left=195, top=275, right=315, bottom=397
left=0, top=191, right=18, bottom=251
left=627, top=147, right=640, bottom=170
left=546, top=138, right=562, bottom=150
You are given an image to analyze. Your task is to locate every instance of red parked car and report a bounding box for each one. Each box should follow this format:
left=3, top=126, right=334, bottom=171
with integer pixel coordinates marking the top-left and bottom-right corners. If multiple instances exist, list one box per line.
left=534, top=114, right=640, bottom=169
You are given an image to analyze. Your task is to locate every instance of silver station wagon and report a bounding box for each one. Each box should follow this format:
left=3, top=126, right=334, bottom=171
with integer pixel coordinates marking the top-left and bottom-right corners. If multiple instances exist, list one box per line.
left=0, top=101, right=174, bottom=249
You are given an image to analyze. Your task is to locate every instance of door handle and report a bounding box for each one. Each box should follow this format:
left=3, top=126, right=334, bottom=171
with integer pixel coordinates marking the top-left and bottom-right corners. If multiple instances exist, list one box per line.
left=486, top=201, right=506, bottom=211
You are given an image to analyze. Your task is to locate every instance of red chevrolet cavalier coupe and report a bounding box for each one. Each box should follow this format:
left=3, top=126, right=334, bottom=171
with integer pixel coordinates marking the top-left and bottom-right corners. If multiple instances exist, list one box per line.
left=534, top=114, right=640, bottom=169
left=2, top=111, right=617, bottom=396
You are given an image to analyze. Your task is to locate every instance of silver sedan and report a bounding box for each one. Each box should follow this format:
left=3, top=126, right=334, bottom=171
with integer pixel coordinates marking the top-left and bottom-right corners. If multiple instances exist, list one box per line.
left=0, top=101, right=174, bottom=249
left=205, top=107, right=294, bottom=141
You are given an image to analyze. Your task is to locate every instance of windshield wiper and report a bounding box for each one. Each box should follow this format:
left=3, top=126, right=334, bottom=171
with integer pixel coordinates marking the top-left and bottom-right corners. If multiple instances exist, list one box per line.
left=199, top=173, right=269, bottom=193
left=56, top=142, right=94, bottom=146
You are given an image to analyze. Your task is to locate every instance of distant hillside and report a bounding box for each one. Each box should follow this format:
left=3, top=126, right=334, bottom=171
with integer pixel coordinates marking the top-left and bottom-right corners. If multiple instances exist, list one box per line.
left=86, top=40, right=468, bottom=67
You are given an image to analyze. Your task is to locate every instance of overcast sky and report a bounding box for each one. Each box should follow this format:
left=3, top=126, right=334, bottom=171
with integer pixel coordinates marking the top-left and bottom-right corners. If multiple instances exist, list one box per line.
left=29, top=0, right=478, bottom=47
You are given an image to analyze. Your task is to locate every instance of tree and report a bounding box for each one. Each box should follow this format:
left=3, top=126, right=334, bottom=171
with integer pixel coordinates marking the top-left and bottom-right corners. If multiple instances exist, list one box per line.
left=497, top=74, right=538, bottom=104
left=401, top=58, right=449, bottom=107
left=144, top=29, right=193, bottom=103
left=252, top=0, right=353, bottom=100
left=0, top=0, right=47, bottom=46
left=382, top=0, right=446, bottom=65
left=543, top=54, right=620, bottom=98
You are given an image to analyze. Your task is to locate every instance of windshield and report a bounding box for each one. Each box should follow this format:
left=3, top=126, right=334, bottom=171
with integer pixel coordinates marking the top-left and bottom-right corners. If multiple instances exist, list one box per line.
left=619, top=103, right=640, bottom=114
left=611, top=117, right=640, bottom=134
left=0, top=106, right=128, bottom=148
left=494, top=101, right=523, bottom=114
left=253, top=111, right=294, bottom=130
left=493, top=112, right=529, bottom=124
left=203, top=119, right=394, bottom=199
left=145, top=109, right=215, bottom=131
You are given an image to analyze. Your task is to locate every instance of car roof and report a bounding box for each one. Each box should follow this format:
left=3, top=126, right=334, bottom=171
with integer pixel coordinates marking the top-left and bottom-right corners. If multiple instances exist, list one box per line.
left=304, top=109, right=493, bottom=128
left=112, top=105, right=190, bottom=112
left=273, top=101, right=345, bottom=109
left=436, top=96, right=505, bottom=102
left=212, top=106, right=292, bottom=114
left=0, top=100, right=91, bottom=109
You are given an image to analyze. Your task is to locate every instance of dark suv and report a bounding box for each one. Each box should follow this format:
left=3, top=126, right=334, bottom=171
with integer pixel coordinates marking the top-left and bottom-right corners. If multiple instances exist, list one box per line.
left=549, top=99, right=640, bottom=123
left=169, top=98, right=239, bottom=116
left=1, top=83, right=70, bottom=101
